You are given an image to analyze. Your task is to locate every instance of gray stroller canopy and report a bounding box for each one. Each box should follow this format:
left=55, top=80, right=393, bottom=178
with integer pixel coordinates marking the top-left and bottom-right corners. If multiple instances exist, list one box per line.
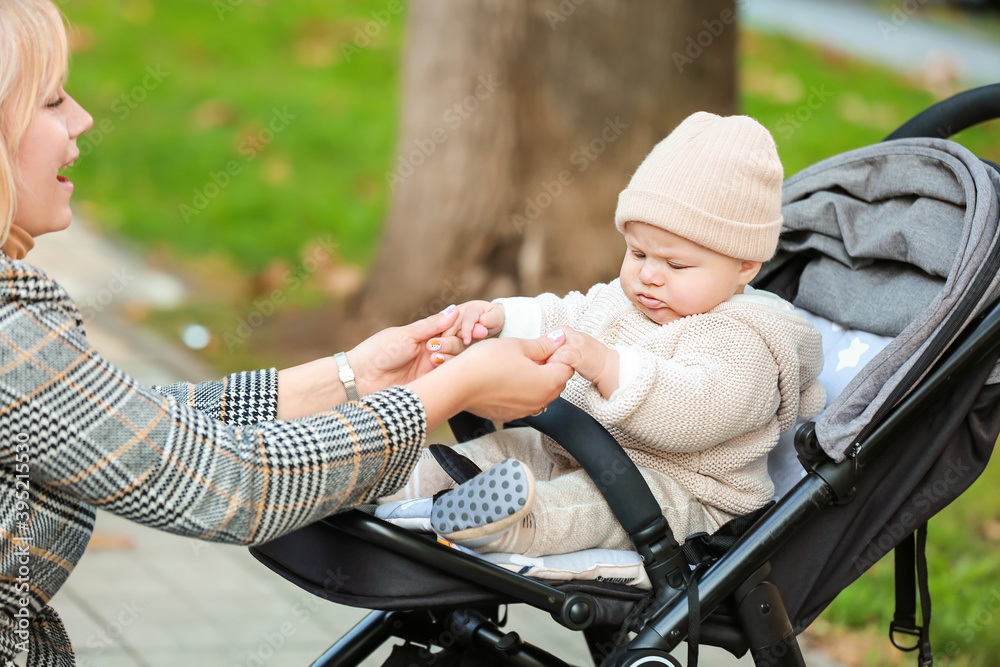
left=762, top=137, right=1000, bottom=461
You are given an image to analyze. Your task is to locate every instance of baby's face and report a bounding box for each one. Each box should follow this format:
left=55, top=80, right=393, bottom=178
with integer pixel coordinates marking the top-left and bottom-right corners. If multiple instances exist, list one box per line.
left=619, top=222, right=760, bottom=325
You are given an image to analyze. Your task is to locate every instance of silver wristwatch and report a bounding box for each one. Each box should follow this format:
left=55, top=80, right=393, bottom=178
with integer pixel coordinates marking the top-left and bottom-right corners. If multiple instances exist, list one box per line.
left=334, top=352, right=359, bottom=401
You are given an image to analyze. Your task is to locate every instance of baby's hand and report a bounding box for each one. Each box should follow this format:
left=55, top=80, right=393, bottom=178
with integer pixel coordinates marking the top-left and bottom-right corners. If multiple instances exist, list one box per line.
left=441, top=300, right=506, bottom=345
left=549, top=327, right=619, bottom=398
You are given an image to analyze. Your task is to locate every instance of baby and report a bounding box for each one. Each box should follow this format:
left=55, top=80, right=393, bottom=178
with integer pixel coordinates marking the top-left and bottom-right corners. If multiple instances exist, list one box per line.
left=382, top=112, right=826, bottom=557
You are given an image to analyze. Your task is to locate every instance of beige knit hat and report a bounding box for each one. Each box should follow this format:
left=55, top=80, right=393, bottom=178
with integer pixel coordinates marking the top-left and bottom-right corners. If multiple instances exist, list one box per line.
left=615, top=112, right=784, bottom=262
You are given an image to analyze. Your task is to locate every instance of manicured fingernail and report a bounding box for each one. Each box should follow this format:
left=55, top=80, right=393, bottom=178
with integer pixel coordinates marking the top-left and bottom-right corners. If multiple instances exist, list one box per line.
left=547, top=329, right=565, bottom=342
left=428, top=339, right=441, bottom=351
left=433, top=353, right=445, bottom=364
left=442, top=304, right=457, bottom=314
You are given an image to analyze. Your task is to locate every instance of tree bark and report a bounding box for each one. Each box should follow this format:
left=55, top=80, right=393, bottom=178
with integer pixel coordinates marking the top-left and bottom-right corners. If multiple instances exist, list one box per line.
left=358, top=0, right=737, bottom=331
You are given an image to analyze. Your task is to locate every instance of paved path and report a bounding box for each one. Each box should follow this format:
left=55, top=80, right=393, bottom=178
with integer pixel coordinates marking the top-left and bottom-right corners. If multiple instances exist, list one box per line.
left=27, top=220, right=847, bottom=666
left=743, top=0, right=1000, bottom=85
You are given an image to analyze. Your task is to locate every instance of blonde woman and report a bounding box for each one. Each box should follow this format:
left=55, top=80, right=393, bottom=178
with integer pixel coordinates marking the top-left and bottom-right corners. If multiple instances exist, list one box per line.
left=0, top=1, right=574, bottom=664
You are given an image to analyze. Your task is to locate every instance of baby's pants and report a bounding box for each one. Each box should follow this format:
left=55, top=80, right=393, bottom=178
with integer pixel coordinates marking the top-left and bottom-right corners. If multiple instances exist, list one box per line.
left=448, top=429, right=722, bottom=557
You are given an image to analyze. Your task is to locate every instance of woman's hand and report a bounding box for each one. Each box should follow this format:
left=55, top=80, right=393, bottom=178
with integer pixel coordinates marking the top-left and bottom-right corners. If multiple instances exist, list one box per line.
left=408, top=329, right=574, bottom=429
left=275, top=306, right=465, bottom=420
left=349, top=305, right=466, bottom=395
left=277, top=313, right=571, bottom=429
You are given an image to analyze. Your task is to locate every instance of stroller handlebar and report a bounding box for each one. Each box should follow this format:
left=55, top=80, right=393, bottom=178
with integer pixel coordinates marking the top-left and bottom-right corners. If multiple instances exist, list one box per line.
left=885, top=82, right=1000, bottom=141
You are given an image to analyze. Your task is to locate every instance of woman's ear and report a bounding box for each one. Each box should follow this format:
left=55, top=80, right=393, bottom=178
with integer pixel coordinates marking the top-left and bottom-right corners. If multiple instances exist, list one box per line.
left=738, top=260, right=763, bottom=284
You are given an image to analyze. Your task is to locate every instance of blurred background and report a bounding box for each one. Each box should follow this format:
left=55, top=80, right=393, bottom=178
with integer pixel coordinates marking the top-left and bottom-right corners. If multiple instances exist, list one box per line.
left=51, top=0, right=1000, bottom=665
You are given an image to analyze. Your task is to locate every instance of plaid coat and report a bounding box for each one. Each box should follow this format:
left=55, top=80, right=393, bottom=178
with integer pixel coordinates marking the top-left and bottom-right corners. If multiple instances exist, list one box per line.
left=0, top=258, right=427, bottom=666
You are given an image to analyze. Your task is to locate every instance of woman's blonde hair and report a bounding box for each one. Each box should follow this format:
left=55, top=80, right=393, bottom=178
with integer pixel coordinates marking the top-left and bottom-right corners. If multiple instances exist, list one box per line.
left=0, top=0, right=69, bottom=245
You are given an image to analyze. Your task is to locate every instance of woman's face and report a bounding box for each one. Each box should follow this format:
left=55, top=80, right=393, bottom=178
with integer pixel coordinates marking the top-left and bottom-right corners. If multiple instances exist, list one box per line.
left=13, top=85, right=93, bottom=236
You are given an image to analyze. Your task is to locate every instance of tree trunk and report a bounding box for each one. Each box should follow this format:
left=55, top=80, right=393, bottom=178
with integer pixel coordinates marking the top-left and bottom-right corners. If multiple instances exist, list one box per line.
left=358, top=0, right=737, bottom=331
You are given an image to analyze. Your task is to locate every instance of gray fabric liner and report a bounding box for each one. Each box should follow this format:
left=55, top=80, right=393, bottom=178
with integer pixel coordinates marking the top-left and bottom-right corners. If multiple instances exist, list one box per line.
left=797, top=257, right=942, bottom=337
left=776, top=138, right=1000, bottom=461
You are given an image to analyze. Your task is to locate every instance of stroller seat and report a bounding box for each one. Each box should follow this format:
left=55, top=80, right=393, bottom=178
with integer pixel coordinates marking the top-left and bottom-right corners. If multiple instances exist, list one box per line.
left=248, top=303, right=888, bottom=664
left=250, top=86, right=1000, bottom=667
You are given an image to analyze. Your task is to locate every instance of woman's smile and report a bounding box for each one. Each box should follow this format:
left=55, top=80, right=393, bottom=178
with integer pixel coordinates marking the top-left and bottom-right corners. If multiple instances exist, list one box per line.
left=57, top=154, right=77, bottom=189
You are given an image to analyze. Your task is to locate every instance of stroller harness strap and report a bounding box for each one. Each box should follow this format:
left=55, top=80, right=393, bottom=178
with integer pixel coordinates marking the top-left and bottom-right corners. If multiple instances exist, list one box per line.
left=891, top=525, right=933, bottom=666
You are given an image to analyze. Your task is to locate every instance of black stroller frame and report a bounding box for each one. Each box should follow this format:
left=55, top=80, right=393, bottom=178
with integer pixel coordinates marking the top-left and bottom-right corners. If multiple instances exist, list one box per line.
left=250, top=86, right=1000, bottom=667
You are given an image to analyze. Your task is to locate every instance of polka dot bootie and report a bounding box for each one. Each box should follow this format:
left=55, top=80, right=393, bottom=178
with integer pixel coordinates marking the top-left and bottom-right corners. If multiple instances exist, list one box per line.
left=430, top=459, right=535, bottom=545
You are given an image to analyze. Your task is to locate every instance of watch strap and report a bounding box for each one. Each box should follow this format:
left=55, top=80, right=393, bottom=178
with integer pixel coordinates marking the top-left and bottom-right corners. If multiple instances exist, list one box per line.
left=334, top=351, right=360, bottom=402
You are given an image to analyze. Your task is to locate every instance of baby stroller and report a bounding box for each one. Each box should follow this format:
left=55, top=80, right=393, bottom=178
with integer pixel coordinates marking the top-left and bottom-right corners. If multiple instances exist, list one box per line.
left=249, top=85, right=1000, bottom=666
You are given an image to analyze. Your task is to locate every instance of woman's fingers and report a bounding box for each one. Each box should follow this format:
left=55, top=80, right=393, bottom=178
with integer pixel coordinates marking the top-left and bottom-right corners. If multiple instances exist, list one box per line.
left=466, top=336, right=573, bottom=420
left=538, top=359, right=574, bottom=401
left=517, top=328, right=567, bottom=363
left=426, top=334, right=465, bottom=355
left=389, top=304, right=461, bottom=354
left=426, top=335, right=464, bottom=366
left=407, top=304, right=459, bottom=341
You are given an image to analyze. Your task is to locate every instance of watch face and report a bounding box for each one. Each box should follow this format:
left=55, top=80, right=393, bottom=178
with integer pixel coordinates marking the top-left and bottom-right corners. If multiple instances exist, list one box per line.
left=335, top=353, right=353, bottom=376
left=334, top=353, right=358, bottom=400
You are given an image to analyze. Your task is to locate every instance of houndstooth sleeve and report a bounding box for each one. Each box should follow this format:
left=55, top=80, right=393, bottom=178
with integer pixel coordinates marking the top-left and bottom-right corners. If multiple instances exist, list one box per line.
left=153, top=369, right=279, bottom=425
left=0, top=263, right=427, bottom=545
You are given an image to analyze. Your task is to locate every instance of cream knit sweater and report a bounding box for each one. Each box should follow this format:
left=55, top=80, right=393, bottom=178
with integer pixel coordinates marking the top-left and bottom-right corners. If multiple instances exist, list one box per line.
left=496, top=280, right=826, bottom=517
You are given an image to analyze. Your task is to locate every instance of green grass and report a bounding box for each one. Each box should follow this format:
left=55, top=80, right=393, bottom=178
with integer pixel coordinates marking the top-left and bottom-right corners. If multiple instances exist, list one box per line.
left=739, top=30, right=1000, bottom=174
left=61, top=5, right=1000, bottom=280
left=62, top=0, right=405, bottom=273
